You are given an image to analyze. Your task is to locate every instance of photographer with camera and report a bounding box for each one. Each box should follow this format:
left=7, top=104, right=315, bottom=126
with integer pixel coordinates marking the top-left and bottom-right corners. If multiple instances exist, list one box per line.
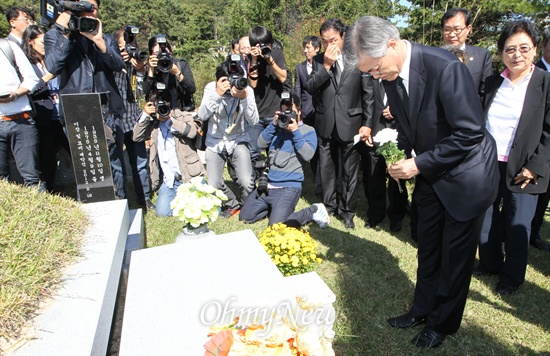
left=44, top=0, right=127, bottom=198
left=247, top=26, right=291, bottom=170
left=133, top=90, right=204, bottom=217
left=239, top=93, right=329, bottom=229
left=112, top=26, right=154, bottom=210
left=142, top=35, right=196, bottom=112
left=198, top=56, right=258, bottom=218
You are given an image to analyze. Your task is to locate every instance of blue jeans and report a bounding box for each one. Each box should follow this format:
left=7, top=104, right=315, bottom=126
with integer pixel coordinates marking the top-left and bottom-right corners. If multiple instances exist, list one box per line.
left=239, top=186, right=314, bottom=227
left=206, top=143, right=254, bottom=210
left=248, top=116, right=273, bottom=163
left=124, top=131, right=151, bottom=203
left=155, top=179, right=182, bottom=217
left=0, top=118, right=44, bottom=190
left=107, top=115, right=126, bottom=199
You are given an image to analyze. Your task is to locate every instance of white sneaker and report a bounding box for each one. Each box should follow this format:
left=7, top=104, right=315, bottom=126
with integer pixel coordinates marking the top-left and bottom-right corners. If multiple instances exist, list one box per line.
left=312, top=203, right=330, bottom=229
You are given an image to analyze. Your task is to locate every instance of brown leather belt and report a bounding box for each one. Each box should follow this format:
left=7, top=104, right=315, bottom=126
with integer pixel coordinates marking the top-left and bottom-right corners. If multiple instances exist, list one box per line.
left=1, top=112, right=31, bottom=121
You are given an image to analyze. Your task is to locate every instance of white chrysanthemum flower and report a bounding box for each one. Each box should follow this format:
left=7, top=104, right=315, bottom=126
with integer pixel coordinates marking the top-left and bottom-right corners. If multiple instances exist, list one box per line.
left=373, top=128, right=398, bottom=145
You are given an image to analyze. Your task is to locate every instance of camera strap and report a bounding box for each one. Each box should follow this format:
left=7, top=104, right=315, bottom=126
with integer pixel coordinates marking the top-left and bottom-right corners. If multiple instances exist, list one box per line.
left=222, top=98, right=238, bottom=124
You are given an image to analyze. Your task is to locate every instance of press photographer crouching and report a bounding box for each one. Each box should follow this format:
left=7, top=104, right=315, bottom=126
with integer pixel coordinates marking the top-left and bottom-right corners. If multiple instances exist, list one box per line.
left=198, top=55, right=259, bottom=218
left=133, top=88, right=204, bottom=217
left=142, top=34, right=196, bottom=111
left=239, top=93, right=329, bottom=228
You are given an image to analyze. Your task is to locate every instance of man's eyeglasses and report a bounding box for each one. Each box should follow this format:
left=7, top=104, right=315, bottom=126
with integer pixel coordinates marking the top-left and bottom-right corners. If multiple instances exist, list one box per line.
left=15, top=17, right=33, bottom=24
left=443, top=26, right=467, bottom=35
left=503, top=46, right=533, bottom=55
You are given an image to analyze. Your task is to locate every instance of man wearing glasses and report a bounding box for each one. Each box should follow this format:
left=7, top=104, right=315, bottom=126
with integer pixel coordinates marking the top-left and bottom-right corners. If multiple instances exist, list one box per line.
left=5, top=6, right=35, bottom=46
left=441, top=8, right=492, bottom=97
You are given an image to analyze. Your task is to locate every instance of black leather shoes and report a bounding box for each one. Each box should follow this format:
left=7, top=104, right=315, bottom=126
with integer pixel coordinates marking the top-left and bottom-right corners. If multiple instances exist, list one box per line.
left=364, top=219, right=382, bottom=228
left=390, top=219, right=402, bottom=232
left=411, top=327, right=446, bottom=348
left=344, top=219, right=355, bottom=229
left=387, top=313, right=426, bottom=329
left=496, top=282, right=518, bottom=295
left=531, top=237, right=550, bottom=252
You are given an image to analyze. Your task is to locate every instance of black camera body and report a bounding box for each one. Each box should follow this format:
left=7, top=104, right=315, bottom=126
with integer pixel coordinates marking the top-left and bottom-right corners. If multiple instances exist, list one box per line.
left=278, top=109, right=296, bottom=129
left=124, top=26, right=148, bottom=62
left=152, top=82, right=171, bottom=119
left=260, top=43, right=272, bottom=59
left=156, top=36, right=173, bottom=73
left=41, top=0, right=99, bottom=34
left=227, top=54, right=247, bottom=92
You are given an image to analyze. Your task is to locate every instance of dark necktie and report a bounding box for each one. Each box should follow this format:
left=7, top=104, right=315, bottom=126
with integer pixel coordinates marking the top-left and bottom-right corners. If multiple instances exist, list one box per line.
left=333, top=62, right=341, bottom=86
left=396, top=76, right=409, bottom=117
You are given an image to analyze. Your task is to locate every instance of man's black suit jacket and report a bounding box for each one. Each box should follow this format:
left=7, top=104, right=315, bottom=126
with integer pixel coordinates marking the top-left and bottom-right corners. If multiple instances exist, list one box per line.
left=536, top=59, right=548, bottom=71
left=464, top=44, right=493, bottom=96
left=482, top=68, right=550, bottom=194
left=305, top=53, right=372, bottom=141
left=383, top=43, right=498, bottom=222
left=294, top=60, right=315, bottom=125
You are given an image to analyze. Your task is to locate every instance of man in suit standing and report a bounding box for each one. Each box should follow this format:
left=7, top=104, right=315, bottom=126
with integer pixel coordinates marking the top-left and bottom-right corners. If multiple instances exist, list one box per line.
left=360, top=77, right=409, bottom=231
left=441, top=8, right=492, bottom=96
left=345, top=16, right=498, bottom=347
left=530, top=27, right=550, bottom=252
left=295, top=35, right=321, bottom=196
left=5, top=6, right=34, bottom=46
left=305, top=18, right=372, bottom=229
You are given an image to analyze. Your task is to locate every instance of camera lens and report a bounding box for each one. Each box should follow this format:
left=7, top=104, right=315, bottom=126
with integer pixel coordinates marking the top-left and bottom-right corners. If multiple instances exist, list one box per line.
left=156, top=100, right=171, bottom=117
left=78, top=17, right=99, bottom=34
left=278, top=114, right=290, bottom=129
left=157, top=52, right=173, bottom=73
left=229, top=76, right=248, bottom=90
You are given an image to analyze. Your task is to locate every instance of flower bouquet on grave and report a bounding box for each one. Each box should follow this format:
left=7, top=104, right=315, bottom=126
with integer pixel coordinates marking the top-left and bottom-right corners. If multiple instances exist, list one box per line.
left=170, top=176, right=227, bottom=234
left=372, top=128, right=406, bottom=192
left=259, top=223, right=323, bottom=277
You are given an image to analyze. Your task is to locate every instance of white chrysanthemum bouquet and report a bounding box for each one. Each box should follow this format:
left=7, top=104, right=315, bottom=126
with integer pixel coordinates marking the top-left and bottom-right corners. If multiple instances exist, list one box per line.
left=170, top=177, right=228, bottom=228
left=372, top=128, right=405, bottom=165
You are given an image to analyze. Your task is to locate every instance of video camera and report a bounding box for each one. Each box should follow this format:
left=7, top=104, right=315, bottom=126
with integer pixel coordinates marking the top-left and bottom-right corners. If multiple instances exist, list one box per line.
left=124, top=26, right=148, bottom=62
left=277, top=92, right=296, bottom=129
left=40, top=0, right=99, bottom=34
left=227, top=54, right=248, bottom=91
left=152, top=82, right=171, bottom=119
left=156, top=36, right=173, bottom=73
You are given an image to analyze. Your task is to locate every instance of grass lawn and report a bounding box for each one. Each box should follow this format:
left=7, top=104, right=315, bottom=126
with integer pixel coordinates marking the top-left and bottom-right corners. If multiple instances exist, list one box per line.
left=138, top=172, right=550, bottom=355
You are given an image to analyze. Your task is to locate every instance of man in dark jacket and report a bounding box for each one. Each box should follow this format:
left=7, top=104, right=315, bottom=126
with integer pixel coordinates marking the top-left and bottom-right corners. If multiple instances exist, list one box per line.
left=44, top=0, right=126, bottom=198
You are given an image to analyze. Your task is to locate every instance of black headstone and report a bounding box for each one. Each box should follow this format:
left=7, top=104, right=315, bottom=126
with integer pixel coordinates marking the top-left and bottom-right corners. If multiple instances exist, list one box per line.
left=62, top=93, right=115, bottom=203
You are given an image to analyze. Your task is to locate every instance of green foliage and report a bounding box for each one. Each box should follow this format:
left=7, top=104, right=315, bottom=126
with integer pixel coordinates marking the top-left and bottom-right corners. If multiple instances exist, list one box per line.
left=0, top=181, right=88, bottom=341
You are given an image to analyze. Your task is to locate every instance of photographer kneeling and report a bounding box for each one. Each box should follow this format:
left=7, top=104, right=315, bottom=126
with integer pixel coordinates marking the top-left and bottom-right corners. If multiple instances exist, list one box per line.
left=239, top=93, right=329, bottom=228
left=133, top=91, right=204, bottom=217
left=198, top=56, right=258, bottom=218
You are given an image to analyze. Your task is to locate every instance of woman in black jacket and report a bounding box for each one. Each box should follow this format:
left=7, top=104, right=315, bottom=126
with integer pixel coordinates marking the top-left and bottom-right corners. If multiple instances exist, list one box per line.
left=22, top=25, right=70, bottom=192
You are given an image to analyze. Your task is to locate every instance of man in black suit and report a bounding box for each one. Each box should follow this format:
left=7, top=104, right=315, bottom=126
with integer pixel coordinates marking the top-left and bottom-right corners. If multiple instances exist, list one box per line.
left=295, top=35, right=321, bottom=196
left=305, top=18, right=372, bottom=229
left=530, top=27, right=550, bottom=252
left=441, top=8, right=493, bottom=96
left=345, top=16, right=499, bottom=348
left=359, top=77, right=409, bottom=231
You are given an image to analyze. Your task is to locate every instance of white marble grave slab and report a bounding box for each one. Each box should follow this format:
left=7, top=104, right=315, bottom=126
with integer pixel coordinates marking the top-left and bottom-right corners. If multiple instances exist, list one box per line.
left=119, top=229, right=304, bottom=355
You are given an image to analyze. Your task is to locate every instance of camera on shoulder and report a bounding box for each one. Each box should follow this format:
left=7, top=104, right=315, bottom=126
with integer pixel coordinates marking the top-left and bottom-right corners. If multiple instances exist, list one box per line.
left=124, top=26, right=148, bottom=62
left=41, top=0, right=100, bottom=34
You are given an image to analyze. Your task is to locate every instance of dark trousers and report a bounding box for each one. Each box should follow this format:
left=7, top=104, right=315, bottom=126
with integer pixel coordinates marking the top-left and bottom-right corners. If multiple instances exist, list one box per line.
left=530, top=180, right=550, bottom=242
left=123, top=131, right=151, bottom=203
left=479, top=162, right=537, bottom=288
left=108, top=117, right=126, bottom=199
left=37, top=121, right=70, bottom=192
left=239, top=186, right=315, bottom=227
left=318, top=134, right=360, bottom=220
left=0, top=118, right=44, bottom=190
left=409, top=176, right=484, bottom=334
left=359, top=145, right=408, bottom=223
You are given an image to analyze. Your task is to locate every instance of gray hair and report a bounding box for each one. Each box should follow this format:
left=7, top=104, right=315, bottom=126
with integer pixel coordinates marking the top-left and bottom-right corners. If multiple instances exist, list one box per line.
left=344, top=16, right=400, bottom=68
